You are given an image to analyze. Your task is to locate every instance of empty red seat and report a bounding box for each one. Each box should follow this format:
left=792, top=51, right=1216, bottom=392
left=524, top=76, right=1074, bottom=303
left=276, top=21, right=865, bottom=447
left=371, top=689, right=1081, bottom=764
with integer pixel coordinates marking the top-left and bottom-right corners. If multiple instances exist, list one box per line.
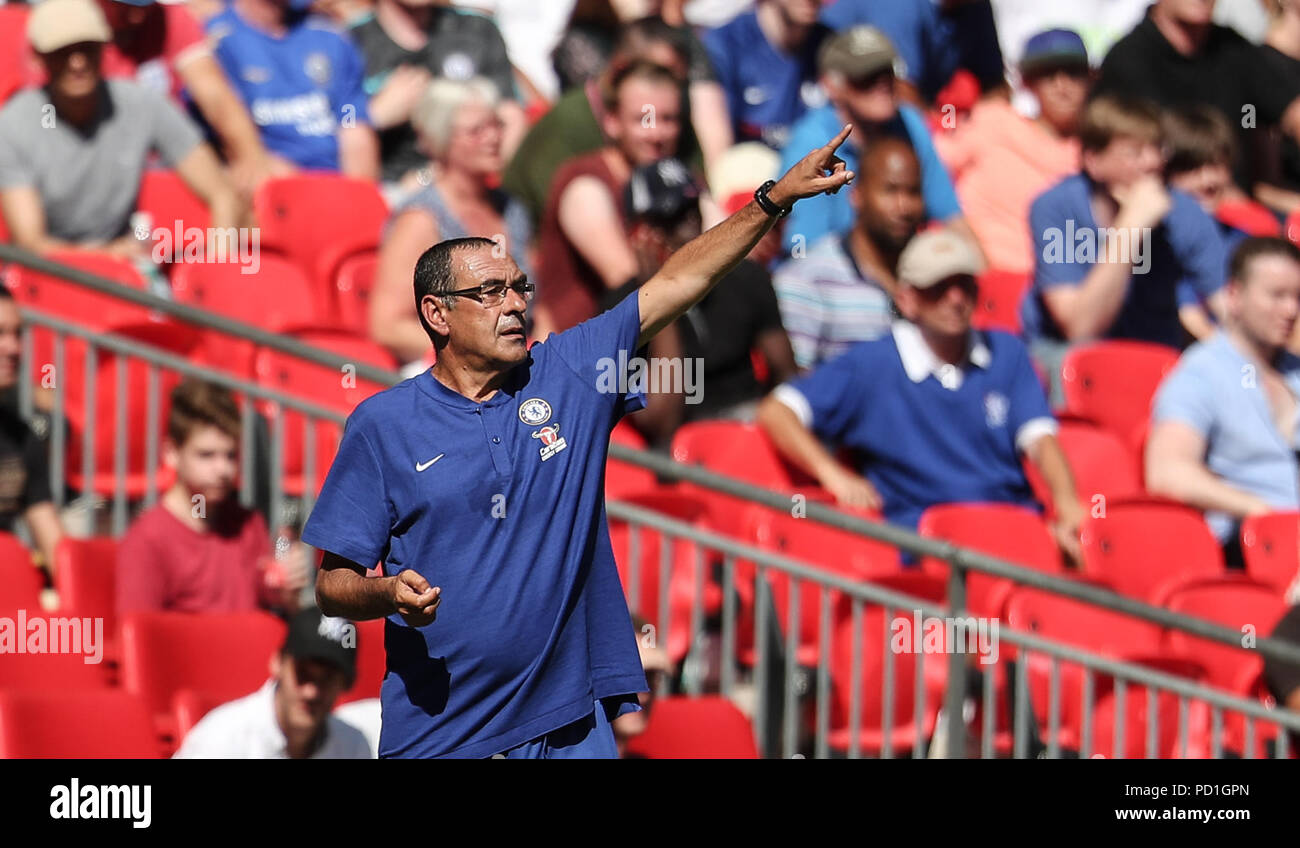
left=624, top=695, right=758, bottom=758
left=54, top=537, right=119, bottom=634
left=337, top=618, right=385, bottom=705
left=606, top=419, right=656, bottom=499
left=332, top=251, right=379, bottom=336
left=1024, top=420, right=1143, bottom=517
left=918, top=503, right=1063, bottom=618
left=1059, top=341, right=1179, bottom=445
left=254, top=330, right=396, bottom=496
left=1240, top=512, right=1300, bottom=595
left=136, top=169, right=211, bottom=235
left=0, top=532, right=40, bottom=613
left=120, top=611, right=287, bottom=731
left=972, top=269, right=1030, bottom=334
left=1079, top=501, right=1224, bottom=602
left=1163, top=578, right=1289, bottom=691
left=253, top=175, right=388, bottom=310
left=0, top=689, right=161, bottom=758
left=0, top=612, right=113, bottom=691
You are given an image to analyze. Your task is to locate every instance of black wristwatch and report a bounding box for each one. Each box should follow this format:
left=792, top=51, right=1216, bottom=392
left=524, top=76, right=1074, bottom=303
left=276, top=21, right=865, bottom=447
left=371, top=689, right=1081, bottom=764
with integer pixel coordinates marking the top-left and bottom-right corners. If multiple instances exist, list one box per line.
left=753, top=179, right=790, bottom=218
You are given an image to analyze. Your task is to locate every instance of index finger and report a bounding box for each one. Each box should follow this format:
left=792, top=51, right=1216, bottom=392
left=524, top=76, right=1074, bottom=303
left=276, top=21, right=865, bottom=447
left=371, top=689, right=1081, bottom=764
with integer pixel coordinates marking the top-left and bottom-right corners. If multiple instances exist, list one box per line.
left=823, top=123, right=853, bottom=154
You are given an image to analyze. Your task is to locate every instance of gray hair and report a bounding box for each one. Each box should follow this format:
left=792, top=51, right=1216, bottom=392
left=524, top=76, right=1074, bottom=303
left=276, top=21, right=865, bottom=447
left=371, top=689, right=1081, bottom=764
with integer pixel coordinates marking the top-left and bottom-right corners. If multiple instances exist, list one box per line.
left=411, top=76, right=502, bottom=160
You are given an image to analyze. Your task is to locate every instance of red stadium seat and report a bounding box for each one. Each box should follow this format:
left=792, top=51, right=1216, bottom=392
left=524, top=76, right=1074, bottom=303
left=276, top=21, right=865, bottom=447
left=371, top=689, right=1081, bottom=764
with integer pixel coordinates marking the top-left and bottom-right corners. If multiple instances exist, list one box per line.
left=1240, top=512, right=1300, bottom=595
left=171, top=688, right=227, bottom=741
left=1086, top=659, right=1211, bottom=758
left=972, top=269, right=1030, bottom=334
left=1163, top=578, right=1288, bottom=691
left=0, top=689, right=161, bottom=758
left=608, top=490, right=719, bottom=664
left=1079, top=501, right=1224, bottom=602
left=738, top=506, right=909, bottom=667
left=136, top=169, right=211, bottom=236
left=253, top=329, right=396, bottom=496
left=0, top=644, right=113, bottom=692
left=0, top=6, right=32, bottom=108
left=120, top=611, right=286, bottom=733
left=332, top=250, right=379, bottom=336
left=624, top=696, right=758, bottom=758
left=1059, top=341, right=1179, bottom=445
left=918, top=503, right=1064, bottom=618
left=253, top=175, right=388, bottom=310
left=54, top=537, right=119, bottom=633
left=606, top=419, right=656, bottom=499
left=0, top=532, right=40, bottom=613
left=1024, top=420, right=1144, bottom=517
left=337, top=618, right=385, bottom=705
left=1288, top=208, right=1300, bottom=246
left=1216, top=200, right=1280, bottom=238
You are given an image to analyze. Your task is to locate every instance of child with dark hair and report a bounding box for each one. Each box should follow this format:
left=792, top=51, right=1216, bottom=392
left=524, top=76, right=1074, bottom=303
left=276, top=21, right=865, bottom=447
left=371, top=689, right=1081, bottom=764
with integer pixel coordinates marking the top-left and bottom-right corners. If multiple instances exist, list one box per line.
left=116, top=378, right=308, bottom=615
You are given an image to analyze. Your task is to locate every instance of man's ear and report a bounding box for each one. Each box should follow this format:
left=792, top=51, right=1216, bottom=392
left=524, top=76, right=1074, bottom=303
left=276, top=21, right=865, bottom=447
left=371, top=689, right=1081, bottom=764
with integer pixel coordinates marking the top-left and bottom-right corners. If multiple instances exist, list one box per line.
left=895, top=285, right=918, bottom=321
left=422, top=294, right=451, bottom=337
left=269, top=651, right=282, bottom=679
left=162, top=438, right=179, bottom=471
left=601, top=107, right=621, bottom=143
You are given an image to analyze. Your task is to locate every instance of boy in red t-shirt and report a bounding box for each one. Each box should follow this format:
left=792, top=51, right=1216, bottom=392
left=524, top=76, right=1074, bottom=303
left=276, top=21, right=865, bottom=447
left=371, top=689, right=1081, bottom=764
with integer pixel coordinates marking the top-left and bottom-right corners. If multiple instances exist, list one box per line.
left=116, top=378, right=308, bottom=615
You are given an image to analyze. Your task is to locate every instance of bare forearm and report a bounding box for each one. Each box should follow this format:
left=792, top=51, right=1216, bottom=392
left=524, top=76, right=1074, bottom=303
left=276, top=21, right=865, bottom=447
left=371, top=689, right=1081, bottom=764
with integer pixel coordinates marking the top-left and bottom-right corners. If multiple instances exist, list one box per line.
left=316, top=567, right=398, bottom=620
left=1028, top=437, right=1078, bottom=513
left=1056, top=259, right=1133, bottom=340
left=1146, top=459, right=1269, bottom=518
left=756, top=395, right=842, bottom=484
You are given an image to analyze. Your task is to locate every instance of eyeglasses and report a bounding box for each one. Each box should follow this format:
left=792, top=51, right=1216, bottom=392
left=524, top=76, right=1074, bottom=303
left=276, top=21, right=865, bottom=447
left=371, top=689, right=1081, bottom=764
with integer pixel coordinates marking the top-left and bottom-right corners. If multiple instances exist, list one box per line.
left=446, top=280, right=535, bottom=307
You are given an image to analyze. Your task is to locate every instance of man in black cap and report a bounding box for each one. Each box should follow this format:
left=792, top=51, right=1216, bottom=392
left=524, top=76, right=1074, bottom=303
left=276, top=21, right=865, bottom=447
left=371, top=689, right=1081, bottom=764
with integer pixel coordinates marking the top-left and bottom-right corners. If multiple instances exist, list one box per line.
left=174, top=608, right=372, bottom=759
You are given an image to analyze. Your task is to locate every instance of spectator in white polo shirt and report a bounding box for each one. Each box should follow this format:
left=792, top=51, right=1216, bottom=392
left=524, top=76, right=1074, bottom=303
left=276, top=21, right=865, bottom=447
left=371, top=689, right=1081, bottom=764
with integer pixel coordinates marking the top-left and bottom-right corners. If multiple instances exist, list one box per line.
left=174, top=608, right=372, bottom=759
left=758, top=229, right=1086, bottom=562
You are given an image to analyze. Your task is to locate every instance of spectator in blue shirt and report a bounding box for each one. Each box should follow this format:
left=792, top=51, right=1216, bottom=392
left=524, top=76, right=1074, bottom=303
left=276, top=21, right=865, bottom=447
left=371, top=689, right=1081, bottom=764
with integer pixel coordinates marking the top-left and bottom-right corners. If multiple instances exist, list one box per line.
left=779, top=26, right=977, bottom=260
left=1022, top=95, right=1227, bottom=402
left=307, top=126, right=857, bottom=758
left=758, top=229, right=1085, bottom=562
left=701, top=0, right=832, bottom=151
left=1146, top=237, right=1300, bottom=560
left=821, top=0, right=1005, bottom=103
left=208, top=0, right=380, bottom=178
left=773, top=135, right=923, bottom=368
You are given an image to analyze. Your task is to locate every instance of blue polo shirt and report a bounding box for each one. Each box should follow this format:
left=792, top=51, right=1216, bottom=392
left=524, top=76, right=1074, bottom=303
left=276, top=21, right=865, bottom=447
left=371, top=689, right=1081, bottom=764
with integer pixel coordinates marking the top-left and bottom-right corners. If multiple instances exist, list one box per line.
left=1151, top=331, right=1300, bottom=542
left=774, top=322, right=1056, bottom=531
left=302, top=296, right=649, bottom=758
left=208, top=8, right=371, bottom=171
left=701, top=11, right=832, bottom=150
left=780, top=103, right=960, bottom=253
left=1021, top=174, right=1226, bottom=348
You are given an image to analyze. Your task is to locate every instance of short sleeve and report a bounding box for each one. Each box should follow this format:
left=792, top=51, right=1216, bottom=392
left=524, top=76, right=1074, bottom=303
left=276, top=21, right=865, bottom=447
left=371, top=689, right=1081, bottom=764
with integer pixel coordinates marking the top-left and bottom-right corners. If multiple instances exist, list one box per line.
left=683, top=28, right=718, bottom=85
left=898, top=105, right=961, bottom=221
left=1151, top=358, right=1215, bottom=437
left=471, top=16, right=519, bottom=101
left=700, top=27, right=736, bottom=121
left=20, top=425, right=51, bottom=508
left=747, top=263, right=786, bottom=334
left=773, top=259, right=825, bottom=370
left=1001, top=337, right=1056, bottom=450
left=0, top=108, right=32, bottom=190
left=301, top=417, right=392, bottom=568
left=332, top=37, right=373, bottom=127
left=1029, top=189, right=1087, bottom=290
left=147, top=94, right=204, bottom=167
left=164, top=5, right=211, bottom=67
left=541, top=292, right=647, bottom=417
left=116, top=522, right=167, bottom=615
left=779, top=345, right=868, bottom=442
left=1170, top=199, right=1227, bottom=299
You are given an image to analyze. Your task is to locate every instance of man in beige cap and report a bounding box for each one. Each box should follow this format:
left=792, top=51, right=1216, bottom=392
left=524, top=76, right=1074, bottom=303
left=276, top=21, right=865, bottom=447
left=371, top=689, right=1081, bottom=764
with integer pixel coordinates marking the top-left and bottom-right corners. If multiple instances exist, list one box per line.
left=0, top=0, right=238, bottom=257
left=758, top=228, right=1084, bottom=563
left=778, top=25, right=982, bottom=265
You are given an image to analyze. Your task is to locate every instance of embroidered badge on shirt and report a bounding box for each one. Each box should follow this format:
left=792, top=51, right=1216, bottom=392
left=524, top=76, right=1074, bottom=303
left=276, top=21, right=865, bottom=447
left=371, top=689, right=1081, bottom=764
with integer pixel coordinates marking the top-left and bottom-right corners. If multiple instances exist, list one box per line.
left=531, top=424, right=568, bottom=461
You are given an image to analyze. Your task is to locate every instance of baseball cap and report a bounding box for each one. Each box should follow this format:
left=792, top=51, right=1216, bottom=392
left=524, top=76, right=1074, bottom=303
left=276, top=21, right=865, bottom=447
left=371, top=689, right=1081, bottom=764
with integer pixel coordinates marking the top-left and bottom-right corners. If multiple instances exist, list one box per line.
left=28, top=0, right=112, bottom=54
left=897, top=230, right=982, bottom=289
left=709, top=142, right=781, bottom=217
left=283, top=608, right=358, bottom=686
left=623, top=156, right=701, bottom=223
left=819, top=26, right=900, bottom=82
left=1019, top=29, right=1089, bottom=79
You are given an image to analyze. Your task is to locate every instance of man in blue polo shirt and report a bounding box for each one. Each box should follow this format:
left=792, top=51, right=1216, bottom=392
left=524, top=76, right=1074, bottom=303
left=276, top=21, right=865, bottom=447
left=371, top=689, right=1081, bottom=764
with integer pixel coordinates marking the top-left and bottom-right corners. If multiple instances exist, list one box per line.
left=779, top=26, right=975, bottom=259
left=1022, top=94, right=1227, bottom=401
left=305, top=126, right=857, bottom=758
left=758, top=229, right=1085, bottom=561
left=701, top=0, right=832, bottom=151
left=208, top=0, right=379, bottom=177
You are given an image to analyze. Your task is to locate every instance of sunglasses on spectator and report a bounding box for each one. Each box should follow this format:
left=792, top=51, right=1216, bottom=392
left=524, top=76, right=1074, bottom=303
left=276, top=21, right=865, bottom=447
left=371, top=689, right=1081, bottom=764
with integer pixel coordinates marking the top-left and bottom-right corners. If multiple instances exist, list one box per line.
left=916, top=274, right=979, bottom=300
left=847, top=69, right=895, bottom=91
left=446, top=280, right=535, bottom=307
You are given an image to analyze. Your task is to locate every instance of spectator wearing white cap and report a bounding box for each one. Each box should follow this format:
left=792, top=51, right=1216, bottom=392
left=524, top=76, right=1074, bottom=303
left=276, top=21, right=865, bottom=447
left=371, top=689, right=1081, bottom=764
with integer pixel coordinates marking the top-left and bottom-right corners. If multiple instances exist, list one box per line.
left=0, top=0, right=238, bottom=257
left=758, top=229, right=1084, bottom=562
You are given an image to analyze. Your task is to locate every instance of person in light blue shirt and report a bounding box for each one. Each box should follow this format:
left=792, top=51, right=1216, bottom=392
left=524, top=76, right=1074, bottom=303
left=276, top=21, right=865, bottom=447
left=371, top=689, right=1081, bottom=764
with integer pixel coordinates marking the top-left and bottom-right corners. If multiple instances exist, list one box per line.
left=1147, top=237, right=1300, bottom=558
left=306, top=127, right=857, bottom=758
left=208, top=0, right=379, bottom=177
left=778, top=26, right=969, bottom=256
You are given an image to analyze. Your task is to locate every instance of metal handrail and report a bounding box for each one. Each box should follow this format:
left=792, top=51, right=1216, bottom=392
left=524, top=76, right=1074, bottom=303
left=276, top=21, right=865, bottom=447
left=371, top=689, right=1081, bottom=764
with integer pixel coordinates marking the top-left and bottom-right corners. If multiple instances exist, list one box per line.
left=606, top=456, right=1300, bottom=669
left=0, top=243, right=403, bottom=386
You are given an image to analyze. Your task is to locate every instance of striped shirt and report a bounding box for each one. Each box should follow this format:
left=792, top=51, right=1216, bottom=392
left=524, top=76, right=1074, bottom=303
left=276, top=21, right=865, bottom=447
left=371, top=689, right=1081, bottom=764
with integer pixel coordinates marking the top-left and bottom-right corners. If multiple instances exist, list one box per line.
left=772, top=235, right=895, bottom=368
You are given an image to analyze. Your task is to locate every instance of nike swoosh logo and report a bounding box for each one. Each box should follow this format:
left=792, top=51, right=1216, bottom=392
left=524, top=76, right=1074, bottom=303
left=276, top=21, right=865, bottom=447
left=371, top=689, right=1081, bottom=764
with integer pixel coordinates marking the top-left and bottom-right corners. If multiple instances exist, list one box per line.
left=415, top=454, right=444, bottom=472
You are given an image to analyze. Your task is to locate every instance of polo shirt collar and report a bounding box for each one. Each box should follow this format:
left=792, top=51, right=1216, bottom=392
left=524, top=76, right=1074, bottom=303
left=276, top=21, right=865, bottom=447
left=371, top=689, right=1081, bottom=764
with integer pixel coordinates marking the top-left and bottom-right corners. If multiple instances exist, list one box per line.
left=891, top=320, right=991, bottom=390
left=415, top=362, right=525, bottom=410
